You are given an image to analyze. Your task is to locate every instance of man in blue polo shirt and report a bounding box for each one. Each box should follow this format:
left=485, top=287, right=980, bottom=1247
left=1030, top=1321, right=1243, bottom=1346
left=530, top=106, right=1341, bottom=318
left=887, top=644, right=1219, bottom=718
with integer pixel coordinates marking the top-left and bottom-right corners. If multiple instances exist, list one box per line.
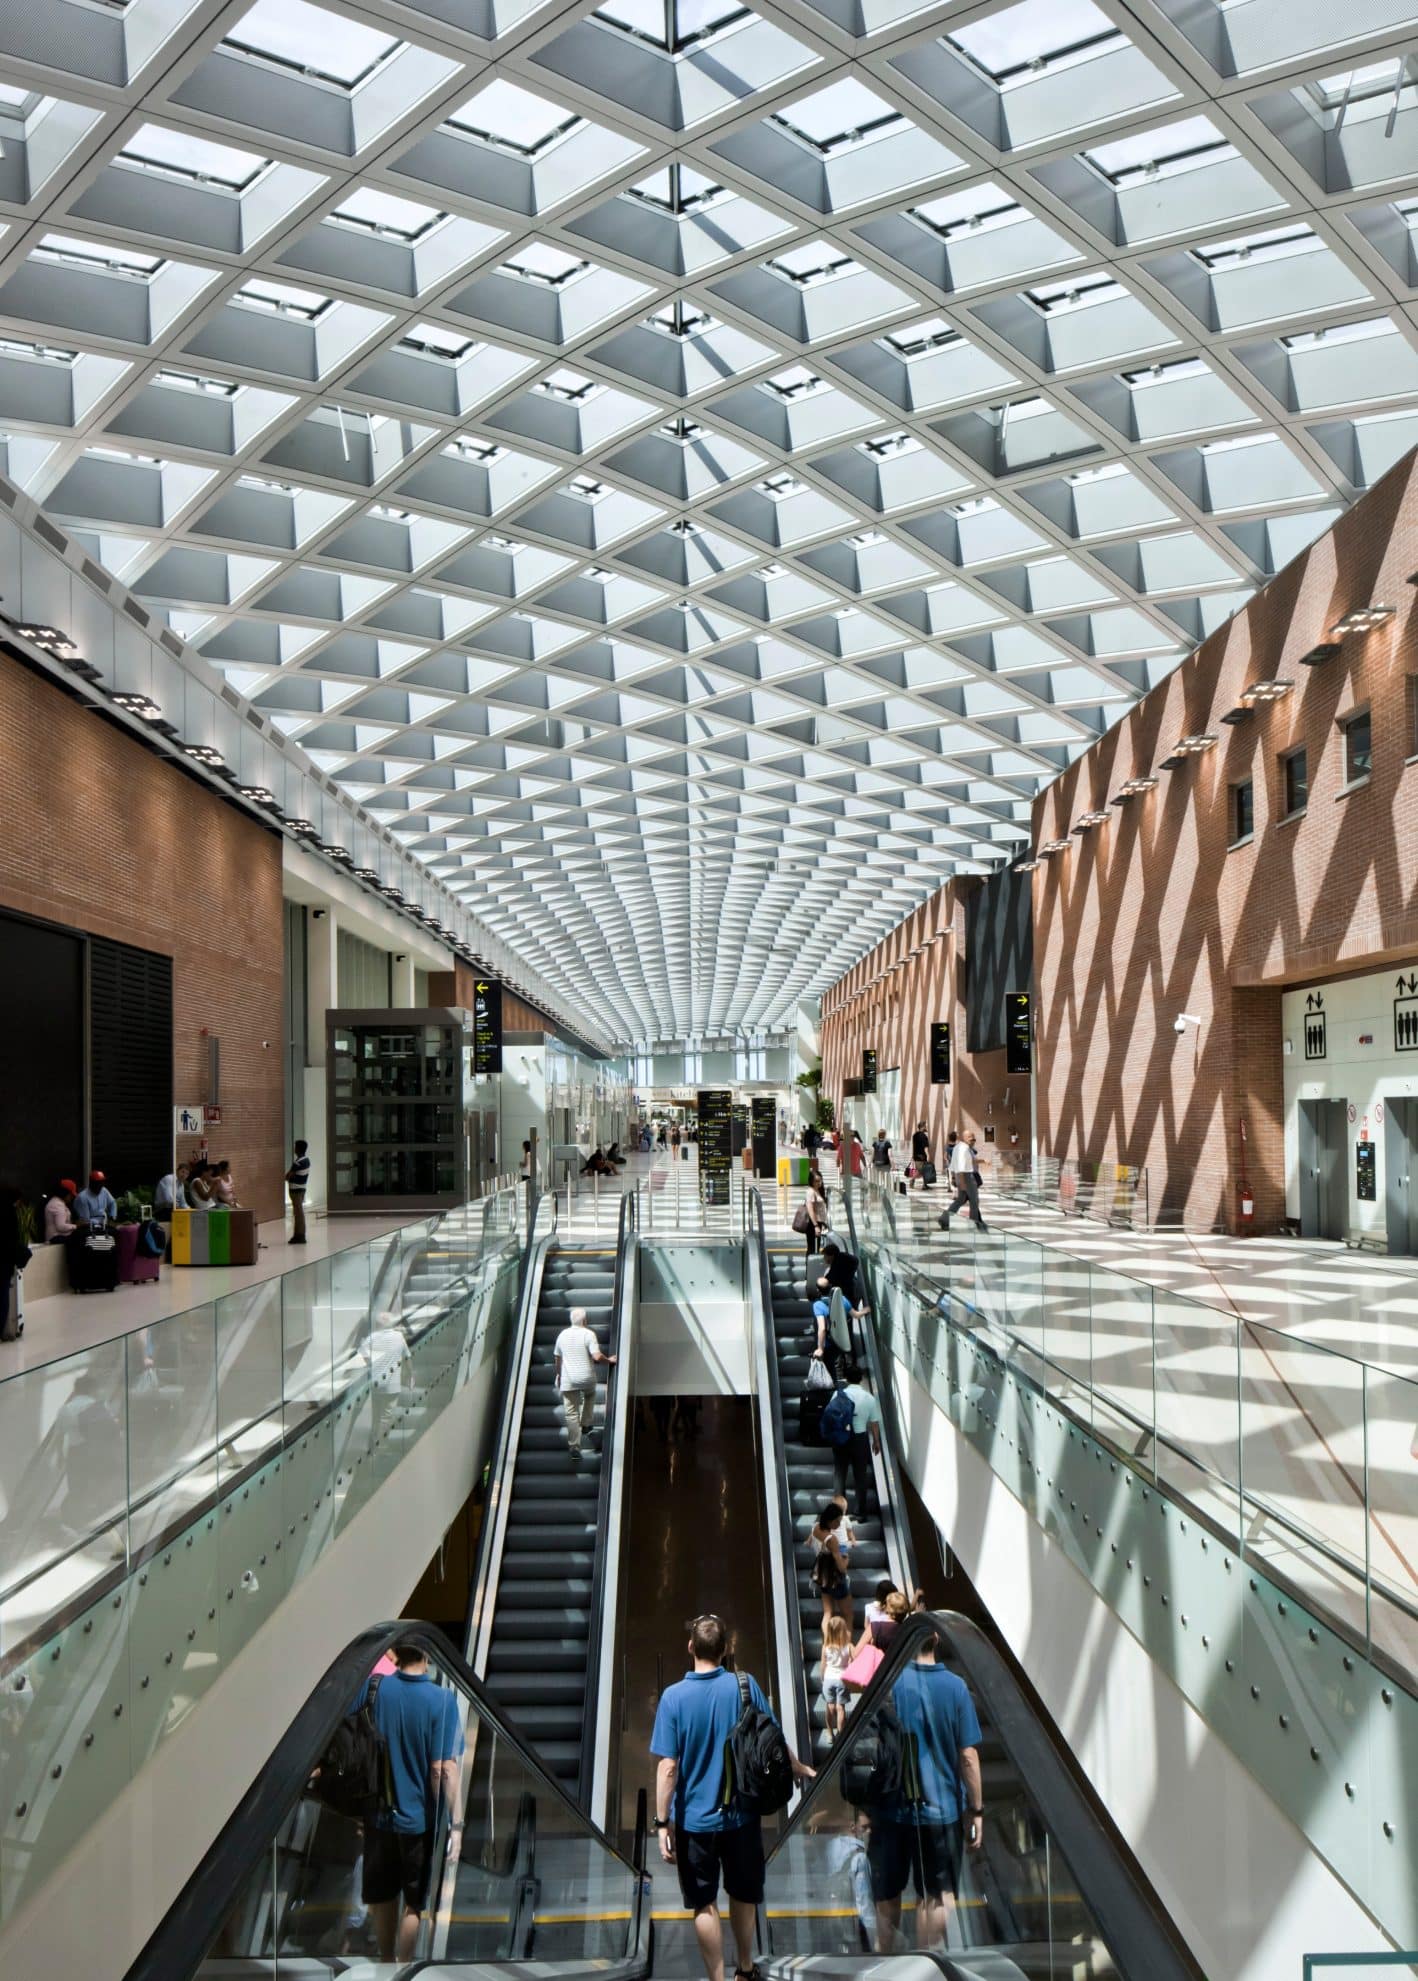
left=357, top=1644, right=465, bottom=1963
left=651, top=1614, right=814, bottom=1981
left=870, top=1627, right=983, bottom=1951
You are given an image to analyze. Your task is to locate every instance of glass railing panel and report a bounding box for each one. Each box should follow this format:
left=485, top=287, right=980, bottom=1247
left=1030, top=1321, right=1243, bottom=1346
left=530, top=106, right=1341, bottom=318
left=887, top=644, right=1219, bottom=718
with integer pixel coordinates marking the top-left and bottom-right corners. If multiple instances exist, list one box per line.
left=761, top=1636, right=1114, bottom=1971
left=1086, top=1265, right=1155, bottom=1456
left=214, top=1280, right=284, bottom=1484
left=126, top=1303, right=219, bottom=1561
left=1363, top=1363, right=1418, bottom=1672
left=0, top=1338, right=130, bottom=1662
left=1148, top=1287, right=1243, bottom=1543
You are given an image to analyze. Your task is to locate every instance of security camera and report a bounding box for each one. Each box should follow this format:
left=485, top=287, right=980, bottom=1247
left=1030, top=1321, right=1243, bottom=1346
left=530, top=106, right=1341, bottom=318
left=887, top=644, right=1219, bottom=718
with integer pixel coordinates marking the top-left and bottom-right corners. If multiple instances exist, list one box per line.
left=1173, top=1013, right=1202, bottom=1034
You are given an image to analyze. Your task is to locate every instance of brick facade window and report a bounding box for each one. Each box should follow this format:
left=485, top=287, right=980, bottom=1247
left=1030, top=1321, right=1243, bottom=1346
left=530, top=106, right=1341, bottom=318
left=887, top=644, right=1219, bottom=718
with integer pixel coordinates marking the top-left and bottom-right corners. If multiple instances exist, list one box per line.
left=1229, top=778, right=1254, bottom=846
left=1281, top=746, right=1307, bottom=817
left=1340, top=708, right=1372, bottom=786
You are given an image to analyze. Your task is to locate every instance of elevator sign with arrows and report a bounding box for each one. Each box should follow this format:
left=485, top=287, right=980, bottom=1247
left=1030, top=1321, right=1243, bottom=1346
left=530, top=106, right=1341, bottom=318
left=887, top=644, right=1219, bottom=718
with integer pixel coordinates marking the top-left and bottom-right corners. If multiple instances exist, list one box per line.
left=1396, top=971, right=1418, bottom=1053
left=1303, top=990, right=1327, bottom=1061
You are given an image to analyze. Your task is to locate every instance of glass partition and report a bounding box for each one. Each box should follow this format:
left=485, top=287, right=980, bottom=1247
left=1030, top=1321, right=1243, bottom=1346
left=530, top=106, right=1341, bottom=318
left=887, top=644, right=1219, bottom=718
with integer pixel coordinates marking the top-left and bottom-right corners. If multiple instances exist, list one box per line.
left=0, top=1194, right=523, bottom=1930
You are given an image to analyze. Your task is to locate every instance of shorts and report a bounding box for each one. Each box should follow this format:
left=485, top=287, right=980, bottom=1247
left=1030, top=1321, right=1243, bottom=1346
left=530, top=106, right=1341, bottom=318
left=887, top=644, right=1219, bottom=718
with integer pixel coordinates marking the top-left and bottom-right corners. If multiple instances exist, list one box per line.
left=867, top=1818, right=963, bottom=1903
left=822, top=1675, right=848, bottom=1707
left=818, top=1573, right=850, bottom=1601
left=674, top=1821, right=766, bottom=1911
left=362, top=1827, right=435, bottom=1911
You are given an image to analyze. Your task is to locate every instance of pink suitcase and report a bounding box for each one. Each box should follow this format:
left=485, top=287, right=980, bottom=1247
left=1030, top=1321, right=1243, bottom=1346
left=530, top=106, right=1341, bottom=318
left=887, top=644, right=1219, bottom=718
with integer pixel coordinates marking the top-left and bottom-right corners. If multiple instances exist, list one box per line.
left=116, top=1222, right=161, bottom=1285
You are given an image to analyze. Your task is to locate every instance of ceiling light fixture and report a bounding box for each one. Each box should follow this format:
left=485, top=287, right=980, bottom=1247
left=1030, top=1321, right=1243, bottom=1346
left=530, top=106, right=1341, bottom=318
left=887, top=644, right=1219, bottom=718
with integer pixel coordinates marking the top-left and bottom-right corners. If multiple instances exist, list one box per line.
left=110, top=690, right=165, bottom=723
left=238, top=783, right=277, bottom=806
left=183, top=742, right=226, bottom=770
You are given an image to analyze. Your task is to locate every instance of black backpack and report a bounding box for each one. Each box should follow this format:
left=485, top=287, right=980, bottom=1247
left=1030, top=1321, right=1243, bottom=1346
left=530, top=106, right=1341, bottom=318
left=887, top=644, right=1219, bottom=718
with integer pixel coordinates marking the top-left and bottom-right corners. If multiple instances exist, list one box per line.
left=841, top=1703, right=909, bottom=1809
left=720, top=1673, right=795, bottom=1816
left=313, top=1674, right=394, bottom=1821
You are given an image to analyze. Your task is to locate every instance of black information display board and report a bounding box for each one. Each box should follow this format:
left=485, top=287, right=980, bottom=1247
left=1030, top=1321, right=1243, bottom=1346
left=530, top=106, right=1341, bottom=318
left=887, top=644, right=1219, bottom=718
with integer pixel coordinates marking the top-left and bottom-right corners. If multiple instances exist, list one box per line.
left=1005, top=992, right=1032, bottom=1076
left=1356, top=1142, right=1376, bottom=1202
left=751, top=1095, right=776, bottom=1177
left=929, top=1021, right=951, bottom=1085
left=862, top=1048, right=878, bottom=1094
left=472, top=980, right=503, bottom=1075
left=698, top=1089, right=733, bottom=1205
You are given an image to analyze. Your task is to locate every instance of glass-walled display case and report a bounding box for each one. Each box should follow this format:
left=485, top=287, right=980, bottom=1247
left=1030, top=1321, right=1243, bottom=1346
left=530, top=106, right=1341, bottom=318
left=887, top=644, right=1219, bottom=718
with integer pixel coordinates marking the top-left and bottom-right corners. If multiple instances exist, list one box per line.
left=327, top=1008, right=466, bottom=1211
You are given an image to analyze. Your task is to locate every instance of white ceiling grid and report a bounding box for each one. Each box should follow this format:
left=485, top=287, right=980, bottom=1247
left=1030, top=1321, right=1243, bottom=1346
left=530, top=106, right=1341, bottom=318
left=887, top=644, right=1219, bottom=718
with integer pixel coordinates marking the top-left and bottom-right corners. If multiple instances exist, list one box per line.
left=2, top=0, right=1416, bottom=1046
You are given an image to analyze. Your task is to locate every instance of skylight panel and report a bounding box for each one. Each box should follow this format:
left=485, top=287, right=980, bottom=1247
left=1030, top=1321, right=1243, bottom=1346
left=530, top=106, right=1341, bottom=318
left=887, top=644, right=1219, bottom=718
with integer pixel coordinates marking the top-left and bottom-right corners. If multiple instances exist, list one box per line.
left=660, top=416, right=706, bottom=442
left=234, top=276, right=332, bottom=318
left=444, top=437, right=505, bottom=461
left=760, top=363, right=825, bottom=400
left=34, top=233, right=165, bottom=278
left=446, top=79, right=583, bottom=157
left=1025, top=274, right=1125, bottom=312
left=946, top=0, right=1123, bottom=87
left=757, top=473, right=805, bottom=499
left=1279, top=318, right=1392, bottom=351
left=117, top=125, right=269, bottom=192
left=329, top=188, right=447, bottom=241
left=1120, top=356, right=1210, bottom=387
left=909, top=184, right=1025, bottom=238
left=498, top=243, right=590, bottom=287
left=622, top=164, right=725, bottom=214
left=1082, top=115, right=1236, bottom=185
left=0, top=86, right=46, bottom=118
left=222, top=0, right=399, bottom=88
left=767, top=243, right=859, bottom=287
left=592, top=0, right=752, bottom=55
left=534, top=367, right=603, bottom=402
left=0, top=336, right=79, bottom=366
left=155, top=367, right=239, bottom=395
left=771, top=78, right=906, bottom=155
left=1192, top=224, right=1321, bottom=269
left=399, top=322, right=480, bottom=359
left=859, top=431, right=923, bottom=458
left=1306, top=58, right=1413, bottom=124
left=881, top=317, right=961, bottom=358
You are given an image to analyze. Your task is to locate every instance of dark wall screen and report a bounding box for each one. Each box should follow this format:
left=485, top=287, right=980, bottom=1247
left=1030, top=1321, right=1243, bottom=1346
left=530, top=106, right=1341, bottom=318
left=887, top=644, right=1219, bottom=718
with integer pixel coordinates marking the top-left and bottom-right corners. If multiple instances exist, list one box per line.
left=90, top=935, right=173, bottom=1188
left=0, top=911, right=85, bottom=1199
left=965, top=868, right=1033, bottom=1054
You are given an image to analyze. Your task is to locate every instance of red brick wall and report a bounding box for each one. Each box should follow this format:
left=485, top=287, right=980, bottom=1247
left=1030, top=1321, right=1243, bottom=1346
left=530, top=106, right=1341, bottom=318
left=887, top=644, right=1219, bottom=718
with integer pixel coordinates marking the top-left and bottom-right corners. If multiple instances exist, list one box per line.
left=0, top=654, right=287, bottom=1222
left=819, top=880, right=1028, bottom=1167
left=1032, top=449, right=1418, bottom=1229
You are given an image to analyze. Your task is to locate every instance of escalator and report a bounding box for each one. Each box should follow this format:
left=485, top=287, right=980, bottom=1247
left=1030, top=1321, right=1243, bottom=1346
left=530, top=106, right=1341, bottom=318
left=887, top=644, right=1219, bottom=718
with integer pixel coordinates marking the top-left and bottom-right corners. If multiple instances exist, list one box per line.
left=468, top=1192, right=636, bottom=1812
left=123, top=1621, right=651, bottom=1981
left=479, top=1245, right=616, bottom=1790
left=759, top=1245, right=897, bottom=1760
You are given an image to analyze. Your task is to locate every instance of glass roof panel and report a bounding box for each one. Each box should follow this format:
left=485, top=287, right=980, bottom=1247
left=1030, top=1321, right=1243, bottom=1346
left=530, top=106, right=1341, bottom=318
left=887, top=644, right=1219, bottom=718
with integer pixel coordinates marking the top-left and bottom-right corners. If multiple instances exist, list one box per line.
left=947, top=0, right=1123, bottom=86
left=1083, top=114, right=1236, bottom=184
left=118, top=125, right=269, bottom=191
left=446, top=80, right=582, bottom=156
left=223, top=0, right=399, bottom=87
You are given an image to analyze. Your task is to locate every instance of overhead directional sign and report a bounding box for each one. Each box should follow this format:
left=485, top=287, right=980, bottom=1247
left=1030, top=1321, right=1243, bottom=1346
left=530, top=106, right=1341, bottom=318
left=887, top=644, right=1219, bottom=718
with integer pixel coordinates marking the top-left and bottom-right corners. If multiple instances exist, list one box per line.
left=473, top=980, right=503, bottom=1075
left=698, top=1089, right=733, bottom=1206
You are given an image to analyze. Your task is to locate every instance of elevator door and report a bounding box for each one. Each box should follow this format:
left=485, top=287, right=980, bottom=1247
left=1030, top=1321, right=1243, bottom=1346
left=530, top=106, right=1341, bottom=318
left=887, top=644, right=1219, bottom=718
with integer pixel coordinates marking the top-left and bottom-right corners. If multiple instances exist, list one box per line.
left=1384, top=1100, right=1418, bottom=1256
left=1299, top=1097, right=1348, bottom=1240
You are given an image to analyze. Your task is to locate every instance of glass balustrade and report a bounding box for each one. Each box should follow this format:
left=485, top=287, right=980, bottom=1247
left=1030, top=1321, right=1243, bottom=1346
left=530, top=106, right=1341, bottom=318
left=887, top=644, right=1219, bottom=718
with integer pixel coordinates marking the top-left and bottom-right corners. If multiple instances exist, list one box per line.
left=0, top=1192, right=523, bottom=1927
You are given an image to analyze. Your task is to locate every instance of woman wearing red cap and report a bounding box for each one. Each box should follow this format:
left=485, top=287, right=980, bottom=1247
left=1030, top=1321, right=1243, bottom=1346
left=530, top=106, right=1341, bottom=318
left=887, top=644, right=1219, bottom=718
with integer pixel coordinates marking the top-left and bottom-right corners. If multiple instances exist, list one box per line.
left=44, top=1180, right=78, bottom=1243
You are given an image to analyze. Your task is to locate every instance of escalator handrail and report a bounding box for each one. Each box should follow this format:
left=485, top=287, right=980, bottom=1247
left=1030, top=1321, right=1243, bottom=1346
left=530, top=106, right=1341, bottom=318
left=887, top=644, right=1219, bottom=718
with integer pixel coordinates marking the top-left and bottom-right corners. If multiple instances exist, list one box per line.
left=464, top=1194, right=556, bottom=1670
left=123, top=1619, right=648, bottom=1981
left=582, top=1185, right=637, bottom=1818
left=764, top=1608, right=1200, bottom=1981
left=745, top=1187, right=815, bottom=1763
left=840, top=1173, right=920, bottom=1602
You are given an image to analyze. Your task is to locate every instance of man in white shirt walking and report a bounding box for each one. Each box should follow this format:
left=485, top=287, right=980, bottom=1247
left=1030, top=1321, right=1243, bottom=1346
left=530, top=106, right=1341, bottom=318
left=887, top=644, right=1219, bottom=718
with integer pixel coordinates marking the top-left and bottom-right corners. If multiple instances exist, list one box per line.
left=554, top=1304, right=616, bottom=1458
left=938, top=1132, right=988, bottom=1235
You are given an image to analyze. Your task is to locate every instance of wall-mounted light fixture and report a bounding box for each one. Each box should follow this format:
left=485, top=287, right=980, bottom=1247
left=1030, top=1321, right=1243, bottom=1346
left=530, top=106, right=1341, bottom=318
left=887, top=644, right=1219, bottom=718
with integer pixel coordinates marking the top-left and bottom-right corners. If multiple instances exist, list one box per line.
left=1073, top=810, right=1110, bottom=831
left=183, top=742, right=227, bottom=771
left=110, top=690, right=165, bottom=723
left=1299, top=642, right=1341, bottom=667
left=1039, top=838, right=1071, bottom=855
left=1173, top=733, right=1218, bottom=755
left=238, top=783, right=277, bottom=806
left=1330, top=604, right=1395, bottom=636
left=1111, top=774, right=1159, bottom=804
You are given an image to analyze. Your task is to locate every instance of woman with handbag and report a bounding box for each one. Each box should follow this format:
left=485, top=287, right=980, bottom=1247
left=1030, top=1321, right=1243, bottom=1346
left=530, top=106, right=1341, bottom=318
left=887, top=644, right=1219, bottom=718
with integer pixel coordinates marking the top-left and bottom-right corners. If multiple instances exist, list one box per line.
left=810, top=1500, right=854, bottom=1635
left=796, top=1173, right=829, bottom=1259
left=843, top=1589, right=908, bottom=1693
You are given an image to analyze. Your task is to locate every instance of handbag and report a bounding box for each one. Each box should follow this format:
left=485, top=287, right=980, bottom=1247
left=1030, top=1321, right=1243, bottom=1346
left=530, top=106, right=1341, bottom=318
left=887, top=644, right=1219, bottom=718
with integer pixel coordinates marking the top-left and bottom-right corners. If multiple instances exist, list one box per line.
left=841, top=1644, right=883, bottom=1692
left=804, top=1355, right=834, bottom=1394
left=922, top=1161, right=937, bottom=1185
left=791, top=1204, right=812, bottom=1234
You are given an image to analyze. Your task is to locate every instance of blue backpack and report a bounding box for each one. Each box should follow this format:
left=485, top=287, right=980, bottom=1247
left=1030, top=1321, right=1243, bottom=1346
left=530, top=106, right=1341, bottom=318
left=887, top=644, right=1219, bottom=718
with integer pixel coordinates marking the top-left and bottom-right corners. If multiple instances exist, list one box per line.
left=820, top=1386, right=855, bottom=1447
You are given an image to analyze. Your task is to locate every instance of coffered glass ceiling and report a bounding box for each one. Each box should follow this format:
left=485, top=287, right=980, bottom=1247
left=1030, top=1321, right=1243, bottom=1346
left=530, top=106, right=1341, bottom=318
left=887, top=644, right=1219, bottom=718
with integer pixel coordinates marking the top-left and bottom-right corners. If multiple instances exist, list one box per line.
left=3, top=0, right=1417, bottom=1045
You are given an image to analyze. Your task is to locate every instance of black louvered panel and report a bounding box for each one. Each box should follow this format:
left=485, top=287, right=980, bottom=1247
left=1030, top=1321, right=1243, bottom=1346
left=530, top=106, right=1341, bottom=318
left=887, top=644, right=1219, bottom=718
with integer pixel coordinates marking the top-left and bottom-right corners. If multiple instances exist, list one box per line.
left=89, top=937, right=173, bottom=1189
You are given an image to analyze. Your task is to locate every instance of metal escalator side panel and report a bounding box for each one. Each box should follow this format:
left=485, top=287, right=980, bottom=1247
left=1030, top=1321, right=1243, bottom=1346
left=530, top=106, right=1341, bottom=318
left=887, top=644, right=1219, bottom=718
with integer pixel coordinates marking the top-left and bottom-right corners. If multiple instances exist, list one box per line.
left=465, top=1212, right=556, bottom=1677
left=585, top=1190, right=639, bottom=1829
left=747, top=1190, right=816, bottom=1765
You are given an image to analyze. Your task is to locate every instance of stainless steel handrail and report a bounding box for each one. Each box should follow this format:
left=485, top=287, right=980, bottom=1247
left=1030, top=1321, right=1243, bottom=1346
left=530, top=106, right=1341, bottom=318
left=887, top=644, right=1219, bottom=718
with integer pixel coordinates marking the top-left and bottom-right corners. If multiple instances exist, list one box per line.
left=586, top=1185, right=638, bottom=1826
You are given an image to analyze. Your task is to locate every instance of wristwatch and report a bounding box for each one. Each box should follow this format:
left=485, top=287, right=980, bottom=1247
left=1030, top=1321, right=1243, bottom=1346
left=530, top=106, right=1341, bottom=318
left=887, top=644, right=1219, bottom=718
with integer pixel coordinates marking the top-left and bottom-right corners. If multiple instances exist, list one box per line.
left=651, top=1816, right=671, bottom=1832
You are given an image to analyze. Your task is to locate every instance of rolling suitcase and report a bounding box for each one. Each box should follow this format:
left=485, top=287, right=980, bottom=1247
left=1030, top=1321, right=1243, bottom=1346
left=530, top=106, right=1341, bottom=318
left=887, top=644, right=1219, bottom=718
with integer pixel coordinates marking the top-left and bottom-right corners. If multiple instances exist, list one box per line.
left=799, top=1386, right=830, bottom=1446
left=116, top=1222, right=161, bottom=1285
left=68, top=1227, right=120, bottom=1294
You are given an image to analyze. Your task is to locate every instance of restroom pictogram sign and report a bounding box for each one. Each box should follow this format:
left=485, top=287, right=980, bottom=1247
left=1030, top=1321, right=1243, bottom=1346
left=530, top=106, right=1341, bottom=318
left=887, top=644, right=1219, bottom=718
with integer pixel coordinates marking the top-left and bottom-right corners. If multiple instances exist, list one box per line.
left=1303, top=990, right=1326, bottom=1061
